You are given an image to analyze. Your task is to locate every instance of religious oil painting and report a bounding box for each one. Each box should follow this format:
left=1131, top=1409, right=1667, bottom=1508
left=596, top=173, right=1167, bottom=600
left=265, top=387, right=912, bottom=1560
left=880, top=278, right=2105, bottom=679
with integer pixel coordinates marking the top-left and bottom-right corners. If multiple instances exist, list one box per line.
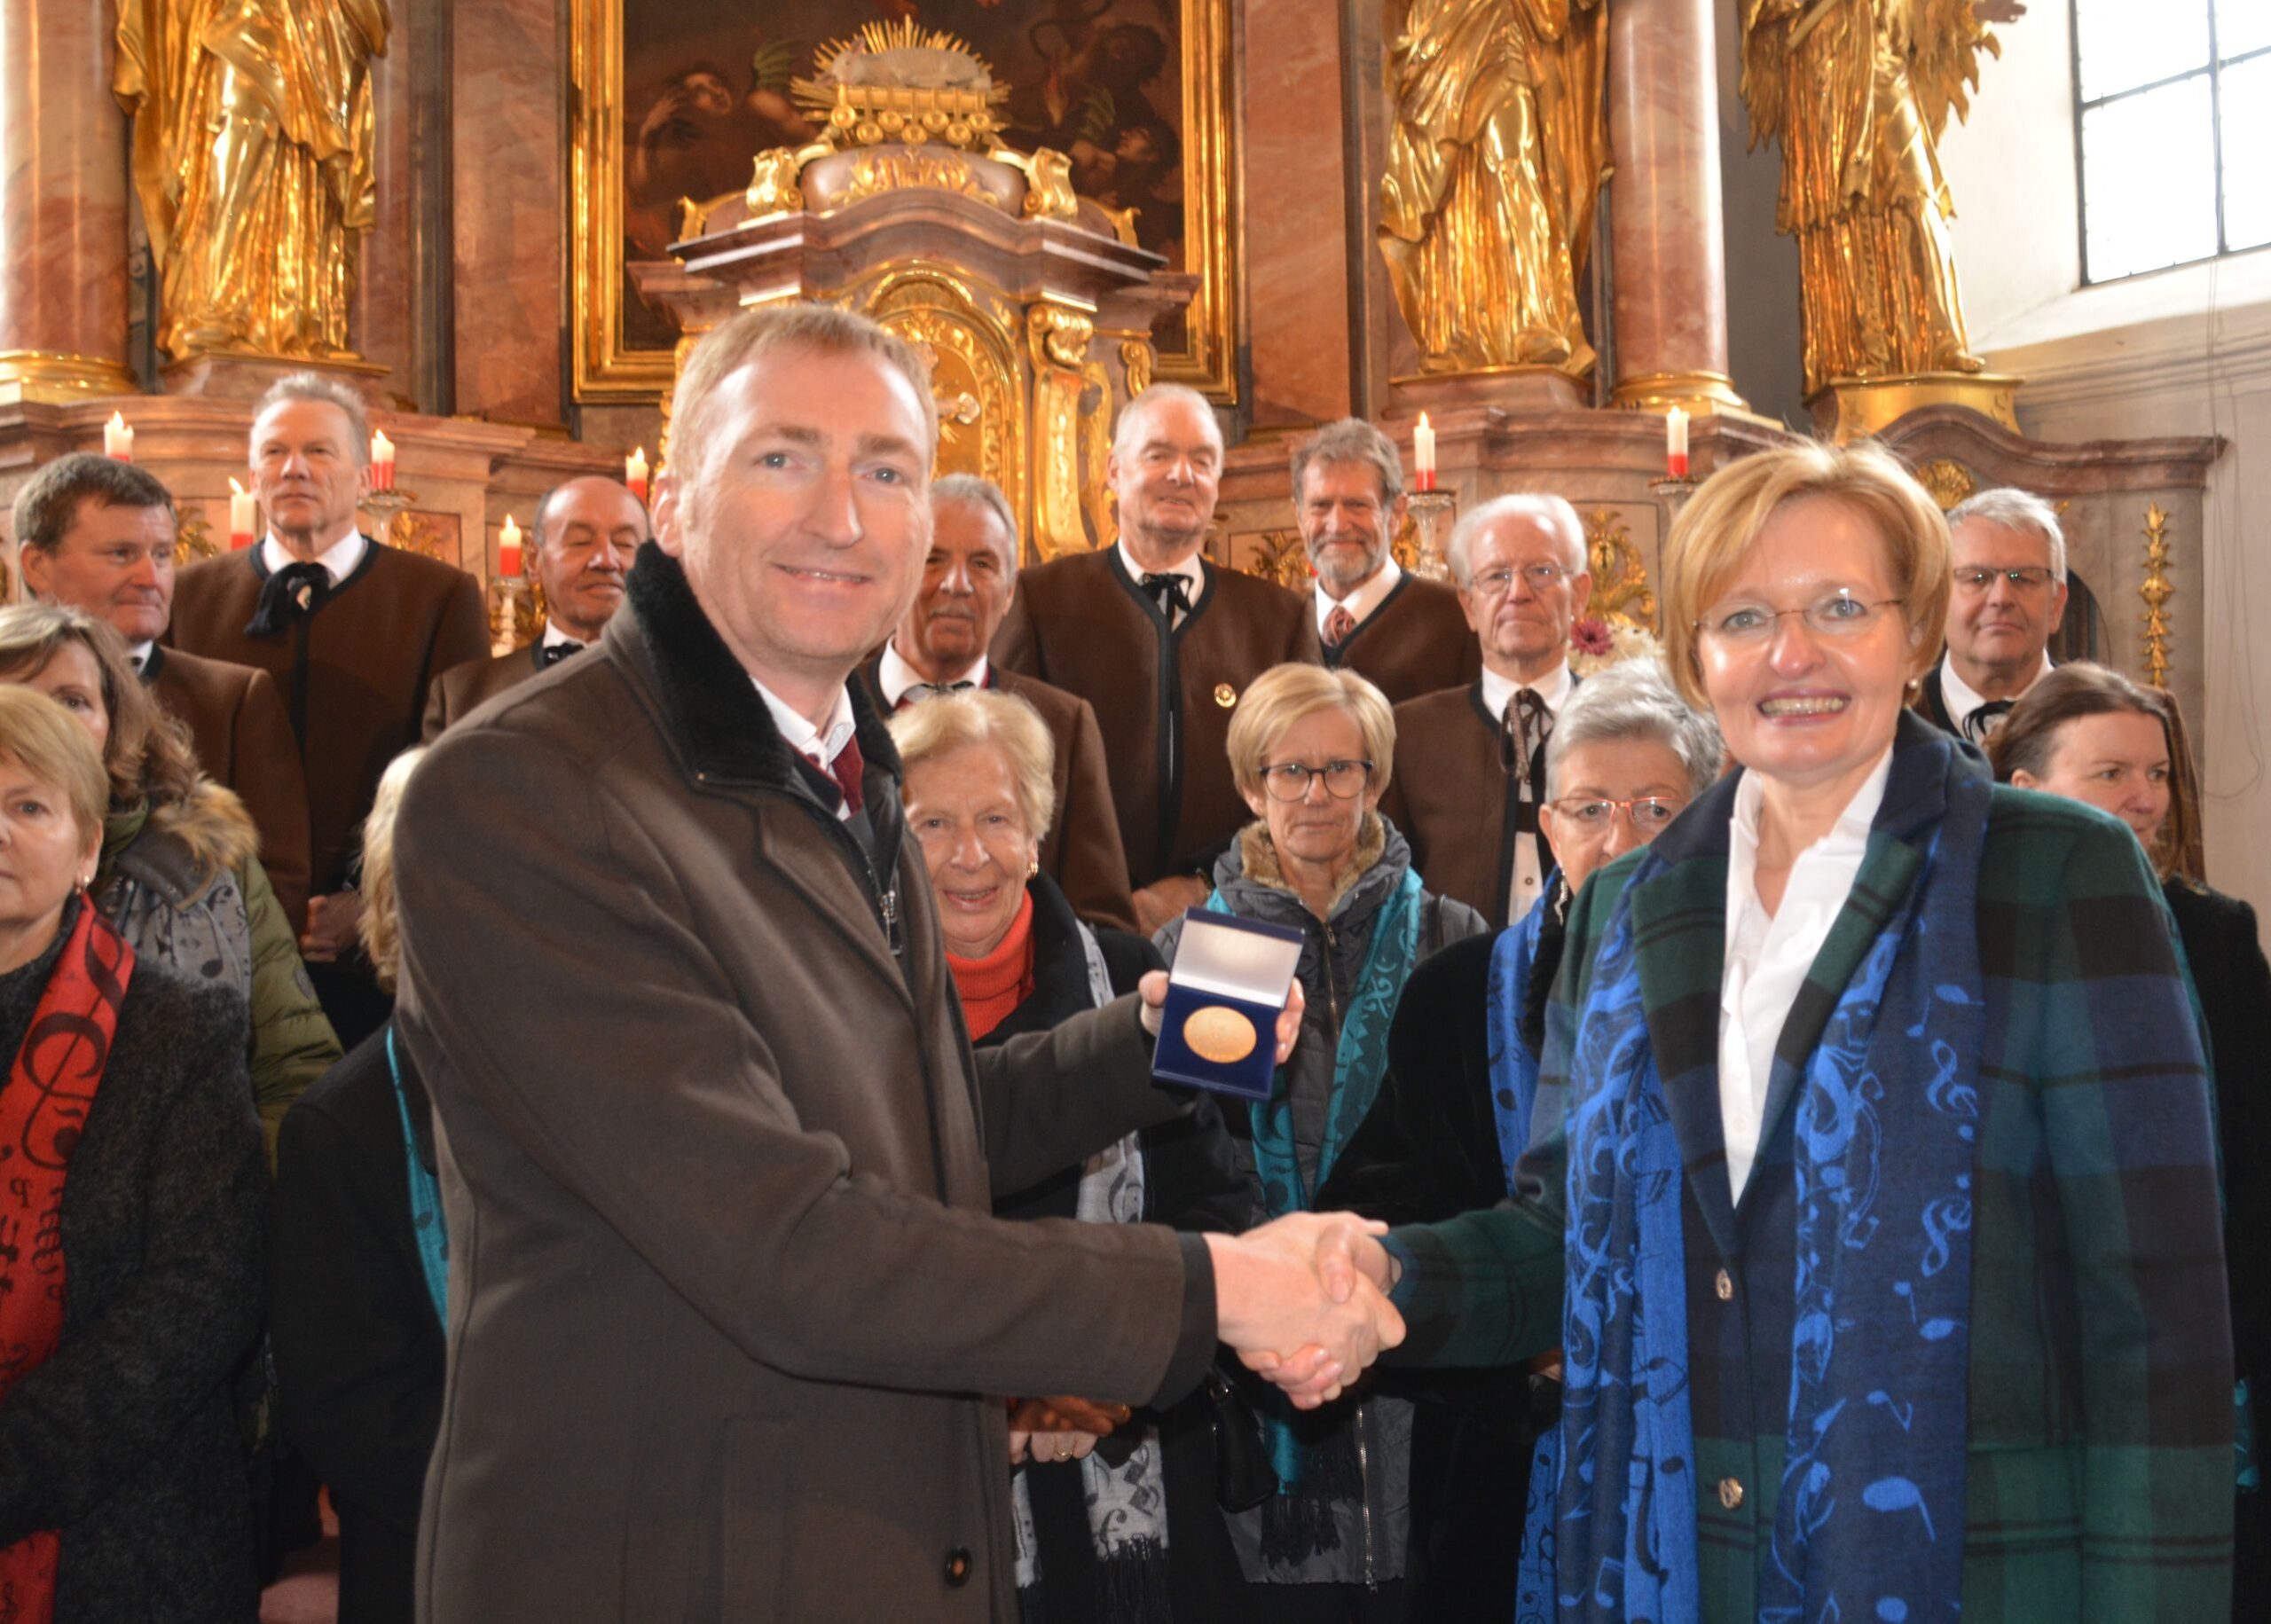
left=571, top=0, right=1238, bottom=402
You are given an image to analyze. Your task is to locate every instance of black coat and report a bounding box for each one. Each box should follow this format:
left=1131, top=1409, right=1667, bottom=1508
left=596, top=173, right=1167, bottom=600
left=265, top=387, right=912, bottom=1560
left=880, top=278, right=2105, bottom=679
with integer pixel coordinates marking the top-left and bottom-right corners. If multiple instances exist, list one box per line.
left=982, top=874, right=1251, bottom=1622
left=0, top=906, right=267, bottom=1623
left=270, top=1026, right=444, bottom=1624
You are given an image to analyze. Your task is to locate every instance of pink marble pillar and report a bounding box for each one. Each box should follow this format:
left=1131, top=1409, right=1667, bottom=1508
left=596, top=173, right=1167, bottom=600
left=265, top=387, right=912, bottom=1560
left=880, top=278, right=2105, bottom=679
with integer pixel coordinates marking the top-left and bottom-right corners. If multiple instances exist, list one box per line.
left=1607, top=0, right=1747, bottom=414
left=0, top=2, right=134, bottom=398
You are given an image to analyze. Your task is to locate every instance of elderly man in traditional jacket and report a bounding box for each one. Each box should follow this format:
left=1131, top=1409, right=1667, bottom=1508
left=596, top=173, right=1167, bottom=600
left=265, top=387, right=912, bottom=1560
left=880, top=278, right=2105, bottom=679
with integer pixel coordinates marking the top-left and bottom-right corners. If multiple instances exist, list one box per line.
left=1295, top=417, right=1477, bottom=703
left=994, top=385, right=1319, bottom=933
left=422, top=475, right=645, bottom=739
left=1380, top=493, right=1591, bottom=929
left=390, top=304, right=1401, bottom=1623
left=856, top=473, right=1137, bottom=932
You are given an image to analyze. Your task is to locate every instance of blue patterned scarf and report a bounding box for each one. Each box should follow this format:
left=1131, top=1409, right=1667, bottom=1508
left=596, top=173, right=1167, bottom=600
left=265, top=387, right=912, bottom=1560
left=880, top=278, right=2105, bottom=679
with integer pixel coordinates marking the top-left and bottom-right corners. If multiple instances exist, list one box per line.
left=1213, top=863, right=1424, bottom=1503
left=1536, top=741, right=1991, bottom=1621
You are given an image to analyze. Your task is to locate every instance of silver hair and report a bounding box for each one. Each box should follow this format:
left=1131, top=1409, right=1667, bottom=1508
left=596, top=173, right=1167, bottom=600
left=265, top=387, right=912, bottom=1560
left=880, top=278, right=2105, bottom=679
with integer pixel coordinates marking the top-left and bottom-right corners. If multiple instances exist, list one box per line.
left=1112, top=382, right=1222, bottom=461
left=250, top=372, right=373, bottom=467
left=1288, top=418, right=1404, bottom=507
left=1445, top=492, right=1587, bottom=587
left=1945, top=486, right=2067, bottom=583
left=930, top=473, right=1020, bottom=574
left=1544, top=657, right=1724, bottom=803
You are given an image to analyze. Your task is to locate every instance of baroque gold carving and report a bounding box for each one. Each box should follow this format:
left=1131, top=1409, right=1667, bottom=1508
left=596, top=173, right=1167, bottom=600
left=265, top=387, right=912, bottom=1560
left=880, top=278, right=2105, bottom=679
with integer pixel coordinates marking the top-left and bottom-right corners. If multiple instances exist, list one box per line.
left=1237, top=530, right=1314, bottom=592
left=1002, top=148, right=1080, bottom=222
left=175, top=506, right=219, bottom=566
left=1026, top=306, right=1096, bottom=562
left=793, top=20, right=1010, bottom=153
left=744, top=150, right=809, bottom=218
left=2141, top=503, right=2173, bottom=687
left=841, top=149, right=1001, bottom=208
left=1584, top=509, right=1657, bottom=632
left=1914, top=458, right=1976, bottom=511
left=1120, top=339, right=1156, bottom=399
left=1389, top=511, right=1422, bottom=571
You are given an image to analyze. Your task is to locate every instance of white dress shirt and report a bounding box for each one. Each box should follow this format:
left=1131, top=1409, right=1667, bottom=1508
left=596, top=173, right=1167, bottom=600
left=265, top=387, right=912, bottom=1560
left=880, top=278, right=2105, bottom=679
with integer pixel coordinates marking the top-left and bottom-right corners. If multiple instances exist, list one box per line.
left=129, top=639, right=156, bottom=674
left=876, top=639, right=986, bottom=707
left=1938, top=652, right=2052, bottom=739
left=1480, top=660, right=1574, bottom=926
left=753, top=679, right=860, bottom=821
left=1118, top=541, right=1204, bottom=629
left=539, top=622, right=586, bottom=655
left=1717, top=747, right=1892, bottom=1201
left=263, top=529, right=367, bottom=586
left=1314, top=556, right=1403, bottom=638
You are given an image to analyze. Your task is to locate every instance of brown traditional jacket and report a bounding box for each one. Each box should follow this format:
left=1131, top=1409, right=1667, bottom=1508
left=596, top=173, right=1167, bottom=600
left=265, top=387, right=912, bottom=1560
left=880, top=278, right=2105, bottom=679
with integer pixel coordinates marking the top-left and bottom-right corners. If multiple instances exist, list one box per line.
left=421, top=641, right=554, bottom=742
left=169, top=541, right=488, bottom=896
left=1378, top=679, right=1558, bottom=931
left=994, top=548, right=1321, bottom=887
left=856, top=655, right=1139, bottom=934
left=144, top=643, right=313, bottom=932
left=1323, top=574, right=1481, bottom=705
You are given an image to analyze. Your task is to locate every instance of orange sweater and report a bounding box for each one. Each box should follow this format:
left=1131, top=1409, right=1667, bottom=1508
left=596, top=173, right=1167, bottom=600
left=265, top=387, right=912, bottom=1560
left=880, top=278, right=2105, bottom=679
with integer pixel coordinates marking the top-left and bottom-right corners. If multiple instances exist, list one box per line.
left=946, top=891, right=1036, bottom=1040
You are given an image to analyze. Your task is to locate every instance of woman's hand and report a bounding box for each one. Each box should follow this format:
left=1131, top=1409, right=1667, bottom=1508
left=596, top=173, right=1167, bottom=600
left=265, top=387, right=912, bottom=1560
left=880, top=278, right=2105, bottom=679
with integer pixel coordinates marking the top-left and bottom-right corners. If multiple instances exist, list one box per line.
left=1006, top=1395, right=1124, bottom=1464
left=1139, top=973, right=1306, bottom=1063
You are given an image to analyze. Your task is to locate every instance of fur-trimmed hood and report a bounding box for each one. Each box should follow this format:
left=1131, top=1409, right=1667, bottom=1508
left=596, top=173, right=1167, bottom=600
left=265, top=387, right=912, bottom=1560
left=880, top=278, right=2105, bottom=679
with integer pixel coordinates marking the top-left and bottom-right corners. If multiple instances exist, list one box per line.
left=1221, top=811, right=1392, bottom=922
left=101, top=781, right=260, bottom=906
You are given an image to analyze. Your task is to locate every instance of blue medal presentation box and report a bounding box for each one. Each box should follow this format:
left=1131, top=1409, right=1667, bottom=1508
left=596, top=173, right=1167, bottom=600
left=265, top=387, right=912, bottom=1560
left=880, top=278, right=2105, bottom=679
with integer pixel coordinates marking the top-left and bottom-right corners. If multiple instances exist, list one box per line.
left=1153, top=910, right=1304, bottom=1102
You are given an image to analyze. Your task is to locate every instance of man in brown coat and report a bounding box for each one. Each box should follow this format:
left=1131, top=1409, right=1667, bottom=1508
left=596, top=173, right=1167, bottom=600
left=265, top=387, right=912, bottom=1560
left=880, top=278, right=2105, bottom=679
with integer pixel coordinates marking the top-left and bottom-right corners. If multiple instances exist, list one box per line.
left=994, top=384, right=1319, bottom=931
left=169, top=373, right=487, bottom=1044
left=12, top=452, right=312, bottom=929
left=391, top=304, right=1400, bottom=1623
left=856, top=472, right=1136, bottom=931
left=1294, top=418, right=1478, bottom=704
left=1381, top=493, right=1591, bottom=929
left=421, top=474, right=644, bottom=740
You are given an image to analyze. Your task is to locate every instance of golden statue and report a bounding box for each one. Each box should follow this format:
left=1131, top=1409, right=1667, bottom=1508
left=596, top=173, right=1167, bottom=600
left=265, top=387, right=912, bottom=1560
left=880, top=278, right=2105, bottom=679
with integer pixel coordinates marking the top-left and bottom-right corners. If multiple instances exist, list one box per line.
left=1741, top=0, right=2020, bottom=396
left=1379, top=0, right=1607, bottom=376
left=114, top=0, right=390, bottom=361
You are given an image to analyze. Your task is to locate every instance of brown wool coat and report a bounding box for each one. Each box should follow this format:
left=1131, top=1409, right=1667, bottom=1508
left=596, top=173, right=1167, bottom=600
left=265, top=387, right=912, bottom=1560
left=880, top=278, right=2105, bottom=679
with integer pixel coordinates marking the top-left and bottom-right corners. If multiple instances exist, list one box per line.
left=856, top=655, right=1140, bottom=934
left=144, top=644, right=312, bottom=932
left=1377, top=679, right=1551, bottom=931
left=1323, top=573, right=1481, bottom=704
left=994, top=548, right=1321, bottom=887
left=420, top=642, right=549, bottom=742
left=393, top=546, right=1216, bottom=1623
left=168, top=543, right=488, bottom=895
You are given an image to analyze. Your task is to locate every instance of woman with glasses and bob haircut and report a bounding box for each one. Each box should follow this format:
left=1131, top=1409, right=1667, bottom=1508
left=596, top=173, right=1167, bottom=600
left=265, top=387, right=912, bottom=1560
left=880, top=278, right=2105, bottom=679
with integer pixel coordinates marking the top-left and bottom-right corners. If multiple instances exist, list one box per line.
left=1155, top=661, right=1484, bottom=1612
left=1298, top=441, right=2233, bottom=1621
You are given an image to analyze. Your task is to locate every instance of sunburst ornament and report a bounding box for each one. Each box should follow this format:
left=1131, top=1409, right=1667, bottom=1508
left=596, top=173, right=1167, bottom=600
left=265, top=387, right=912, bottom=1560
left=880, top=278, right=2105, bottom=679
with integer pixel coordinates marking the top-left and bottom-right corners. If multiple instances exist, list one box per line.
left=791, top=21, right=1010, bottom=153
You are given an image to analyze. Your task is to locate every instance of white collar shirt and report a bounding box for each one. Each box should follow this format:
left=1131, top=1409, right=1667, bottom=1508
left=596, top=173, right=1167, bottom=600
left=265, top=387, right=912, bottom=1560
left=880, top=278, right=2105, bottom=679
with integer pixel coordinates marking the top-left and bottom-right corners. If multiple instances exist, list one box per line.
left=1314, top=556, right=1403, bottom=637
left=877, top=639, right=986, bottom=707
left=1478, top=660, right=1574, bottom=927
left=539, top=621, right=585, bottom=653
left=129, top=639, right=156, bottom=675
left=1938, top=651, right=2052, bottom=737
left=752, top=679, right=860, bottom=822
left=1118, top=541, right=1205, bottom=629
left=1717, top=746, right=1893, bottom=1201
left=263, top=529, right=367, bottom=587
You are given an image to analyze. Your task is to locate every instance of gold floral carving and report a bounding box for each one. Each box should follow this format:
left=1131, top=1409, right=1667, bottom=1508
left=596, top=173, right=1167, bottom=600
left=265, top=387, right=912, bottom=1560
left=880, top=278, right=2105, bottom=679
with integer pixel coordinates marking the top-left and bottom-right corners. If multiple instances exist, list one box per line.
left=1120, top=339, right=1155, bottom=399
left=1025, top=306, right=1096, bottom=562
left=1389, top=512, right=1422, bottom=571
left=1236, top=530, right=1314, bottom=592
left=1914, top=458, right=1976, bottom=511
left=865, top=276, right=1024, bottom=541
left=2141, top=503, right=2173, bottom=687
left=175, top=506, right=219, bottom=566
left=1584, top=509, right=1657, bottom=632
left=840, top=150, right=1002, bottom=208
left=1008, top=148, right=1080, bottom=222
left=744, top=150, right=808, bottom=218
left=388, top=511, right=455, bottom=566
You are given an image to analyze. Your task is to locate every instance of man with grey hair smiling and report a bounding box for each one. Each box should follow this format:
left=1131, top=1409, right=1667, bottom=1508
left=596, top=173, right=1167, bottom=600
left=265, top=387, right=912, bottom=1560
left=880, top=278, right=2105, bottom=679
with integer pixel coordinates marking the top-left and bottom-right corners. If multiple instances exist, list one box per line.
left=1916, top=485, right=2070, bottom=742
left=996, top=383, right=1318, bottom=931
left=170, top=371, right=486, bottom=1045
left=1292, top=417, right=1477, bottom=702
left=1379, top=492, right=1591, bottom=928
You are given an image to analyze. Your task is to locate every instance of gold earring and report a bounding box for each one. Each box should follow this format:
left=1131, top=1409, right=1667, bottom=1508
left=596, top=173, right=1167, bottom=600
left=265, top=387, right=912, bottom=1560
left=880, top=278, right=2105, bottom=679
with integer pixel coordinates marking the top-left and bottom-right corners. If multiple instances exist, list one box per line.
left=1026, top=859, right=1040, bottom=879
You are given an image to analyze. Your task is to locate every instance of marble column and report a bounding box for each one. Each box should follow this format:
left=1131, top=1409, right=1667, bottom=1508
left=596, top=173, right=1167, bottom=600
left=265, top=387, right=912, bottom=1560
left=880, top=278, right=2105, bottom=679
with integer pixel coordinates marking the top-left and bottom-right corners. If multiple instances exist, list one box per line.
left=1606, top=0, right=1747, bottom=415
left=0, top=1, right=135, bottom=401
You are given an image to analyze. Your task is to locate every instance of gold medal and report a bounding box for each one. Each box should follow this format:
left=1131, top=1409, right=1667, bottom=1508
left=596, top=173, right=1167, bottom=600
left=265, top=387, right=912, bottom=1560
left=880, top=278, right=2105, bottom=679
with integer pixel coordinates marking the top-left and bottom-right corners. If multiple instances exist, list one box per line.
left=1183, top=1004, right=1258, bottom=1065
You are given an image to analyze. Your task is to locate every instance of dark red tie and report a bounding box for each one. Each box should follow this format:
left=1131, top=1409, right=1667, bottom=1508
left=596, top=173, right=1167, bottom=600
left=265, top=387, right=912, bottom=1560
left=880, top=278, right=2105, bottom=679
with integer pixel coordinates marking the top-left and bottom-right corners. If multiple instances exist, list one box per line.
left=826, top=735, right=865, bottom=814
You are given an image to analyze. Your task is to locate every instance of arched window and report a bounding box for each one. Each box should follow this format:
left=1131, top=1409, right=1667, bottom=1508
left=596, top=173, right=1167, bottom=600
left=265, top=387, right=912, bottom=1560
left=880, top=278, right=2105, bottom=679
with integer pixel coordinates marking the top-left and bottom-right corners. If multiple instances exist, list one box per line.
left=2072, top=1, right=2269, bottom=282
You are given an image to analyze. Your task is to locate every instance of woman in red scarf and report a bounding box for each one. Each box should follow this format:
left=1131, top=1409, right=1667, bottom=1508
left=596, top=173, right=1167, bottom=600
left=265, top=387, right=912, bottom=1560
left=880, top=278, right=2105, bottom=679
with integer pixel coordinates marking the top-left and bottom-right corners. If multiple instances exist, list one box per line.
left=0, top=685, right=266, bottom=1622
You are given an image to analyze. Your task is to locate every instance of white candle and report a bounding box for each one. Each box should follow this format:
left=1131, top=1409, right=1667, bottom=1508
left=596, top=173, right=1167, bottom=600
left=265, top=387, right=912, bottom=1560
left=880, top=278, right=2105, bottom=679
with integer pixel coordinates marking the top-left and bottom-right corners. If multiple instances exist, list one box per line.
left=370, top=428, right=396, bottom=492
left=625, top=446, right=649, bottom=503
left=1665, top=406, right=1689, bottom=479
left=1412, top=413, right=1436, bottom=492
left=104, top=411, right=133, bottom=462
left=499, top=514, right=523, bottom=577
left=227, top=477, right=256, bottom=549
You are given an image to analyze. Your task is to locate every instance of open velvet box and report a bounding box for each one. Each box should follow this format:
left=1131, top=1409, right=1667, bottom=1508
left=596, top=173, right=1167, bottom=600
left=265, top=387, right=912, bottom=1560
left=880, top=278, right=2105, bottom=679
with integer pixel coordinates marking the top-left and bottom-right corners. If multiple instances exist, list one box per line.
left=1152, top=910, right=1304, bottom=1102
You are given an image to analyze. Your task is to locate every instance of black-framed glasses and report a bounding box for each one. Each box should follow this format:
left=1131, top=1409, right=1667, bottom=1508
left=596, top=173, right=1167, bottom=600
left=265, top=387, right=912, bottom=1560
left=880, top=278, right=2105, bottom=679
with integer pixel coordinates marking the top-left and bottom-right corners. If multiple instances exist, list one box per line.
left=1951, top=565, right=2055, bottom=593
left=1258, top=759, right=1374, bottom=802
left=1550, top=796, right=1684, bottom=831
left=1693, top=592, right=1904, bottom=643
left=1470, top=562, right=1572, bottom=597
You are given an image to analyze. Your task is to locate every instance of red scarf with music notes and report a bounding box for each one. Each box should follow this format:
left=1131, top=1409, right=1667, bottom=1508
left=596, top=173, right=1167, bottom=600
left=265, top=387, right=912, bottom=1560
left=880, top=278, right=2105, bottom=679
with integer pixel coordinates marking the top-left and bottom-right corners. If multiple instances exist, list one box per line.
left=0, top=901, right=133, bottom=1623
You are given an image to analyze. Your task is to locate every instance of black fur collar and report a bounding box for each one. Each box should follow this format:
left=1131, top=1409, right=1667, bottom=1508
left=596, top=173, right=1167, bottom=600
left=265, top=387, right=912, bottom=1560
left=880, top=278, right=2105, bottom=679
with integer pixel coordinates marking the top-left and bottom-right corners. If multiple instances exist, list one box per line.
left=620, top=541, right=903, bottom=788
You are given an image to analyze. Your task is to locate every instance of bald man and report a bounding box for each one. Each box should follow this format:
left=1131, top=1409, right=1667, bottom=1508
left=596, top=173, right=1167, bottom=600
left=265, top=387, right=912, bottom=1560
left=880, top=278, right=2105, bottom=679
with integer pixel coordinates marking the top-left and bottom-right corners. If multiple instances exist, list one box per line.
left=1379, top=493, right=1592, bottom=930
left=422, top=476, right=647, bottom=739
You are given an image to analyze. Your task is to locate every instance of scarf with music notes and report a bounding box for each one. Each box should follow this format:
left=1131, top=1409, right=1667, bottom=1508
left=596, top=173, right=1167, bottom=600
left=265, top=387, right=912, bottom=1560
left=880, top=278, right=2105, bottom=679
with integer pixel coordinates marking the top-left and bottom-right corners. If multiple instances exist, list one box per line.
left=0, top=898, right=134, bottom=1620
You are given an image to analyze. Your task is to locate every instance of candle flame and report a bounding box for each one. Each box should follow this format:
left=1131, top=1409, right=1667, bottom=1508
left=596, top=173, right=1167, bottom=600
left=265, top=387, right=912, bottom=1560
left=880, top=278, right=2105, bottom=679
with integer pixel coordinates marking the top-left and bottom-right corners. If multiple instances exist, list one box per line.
left=107, top=411, right=125, bottom=431
left=228, top=477, right=244, bottom=495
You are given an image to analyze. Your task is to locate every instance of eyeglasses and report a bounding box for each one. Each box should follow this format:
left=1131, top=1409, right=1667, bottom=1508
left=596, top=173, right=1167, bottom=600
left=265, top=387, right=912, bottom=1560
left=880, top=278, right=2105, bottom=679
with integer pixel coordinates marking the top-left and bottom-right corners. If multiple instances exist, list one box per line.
left=1550, top=796, right=1684, bottom=831
left=1469, top=562, right=1572, bottom=597
left=1693, top=592, right=1905, bottom=644
left=1258, top=759, right=1374, bottom=801
left=1952, top=565, right=2055, bottom=593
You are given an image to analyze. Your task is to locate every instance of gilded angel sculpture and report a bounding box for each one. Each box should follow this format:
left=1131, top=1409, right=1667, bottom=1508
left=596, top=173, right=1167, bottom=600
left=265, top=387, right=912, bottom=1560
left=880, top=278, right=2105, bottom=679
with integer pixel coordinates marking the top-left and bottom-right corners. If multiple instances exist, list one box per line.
left=1379, top=0, right=1608, bottom=375
left=114, top=0, right=391, bottom=361
left=1741, top=0, right=2024, bottom=396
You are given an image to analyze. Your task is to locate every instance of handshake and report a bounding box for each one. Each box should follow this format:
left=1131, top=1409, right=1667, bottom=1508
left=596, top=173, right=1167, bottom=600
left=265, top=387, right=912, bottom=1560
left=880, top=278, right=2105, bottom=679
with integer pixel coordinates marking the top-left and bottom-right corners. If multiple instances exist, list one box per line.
left=1204, top=1212, right=1404, bottom=1410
